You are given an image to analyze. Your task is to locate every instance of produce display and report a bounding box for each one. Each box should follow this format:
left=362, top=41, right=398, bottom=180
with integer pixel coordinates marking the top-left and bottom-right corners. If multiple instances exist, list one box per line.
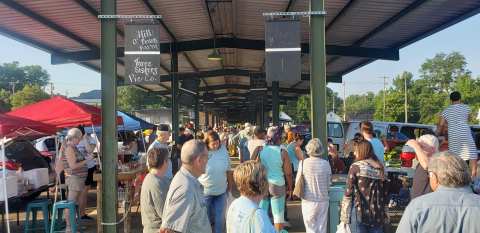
left=385, top=146, right=403, bottom=168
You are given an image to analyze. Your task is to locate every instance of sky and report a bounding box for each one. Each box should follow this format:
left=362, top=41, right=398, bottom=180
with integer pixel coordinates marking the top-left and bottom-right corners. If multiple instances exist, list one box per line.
left=0, top=14, right=479, bottom=98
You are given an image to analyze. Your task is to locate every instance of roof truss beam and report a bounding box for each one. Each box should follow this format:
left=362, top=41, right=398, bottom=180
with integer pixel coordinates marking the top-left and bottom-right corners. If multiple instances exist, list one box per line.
left=51, top=37, right=399, bottom=64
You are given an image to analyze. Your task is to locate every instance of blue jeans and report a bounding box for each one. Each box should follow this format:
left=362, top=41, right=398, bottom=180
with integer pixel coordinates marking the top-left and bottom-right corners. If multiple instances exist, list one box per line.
left=349, top=207, right=383, bottom=233
left=205, top=192, right=227, bottom=233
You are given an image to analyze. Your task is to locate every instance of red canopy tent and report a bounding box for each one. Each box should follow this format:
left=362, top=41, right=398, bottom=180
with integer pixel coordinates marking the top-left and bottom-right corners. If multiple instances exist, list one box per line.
left=7, top=96, right=122, bottom=128
left=0, top=113, right=56, bottom=139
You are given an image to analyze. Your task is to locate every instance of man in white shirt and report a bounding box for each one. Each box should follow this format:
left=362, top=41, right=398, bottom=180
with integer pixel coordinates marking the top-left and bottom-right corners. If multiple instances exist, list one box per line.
left=247, top=127, right=266, bottom=156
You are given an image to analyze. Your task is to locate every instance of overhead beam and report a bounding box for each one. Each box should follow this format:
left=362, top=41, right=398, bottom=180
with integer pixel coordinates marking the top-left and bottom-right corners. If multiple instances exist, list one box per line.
left=73, top=0, right=125, bottom=38
left=155, top=83, right=309, bottom=95
left=2, top=0, right=97, bottom=50
left=152, top=68, right=341, bottom=83
left=142, top=0, right=205, bottom=85
left=327, top=0, right=426, bottom=66
left=51, top=37, right=399, bottom=63
left=111, top=68, right=341, bottom=84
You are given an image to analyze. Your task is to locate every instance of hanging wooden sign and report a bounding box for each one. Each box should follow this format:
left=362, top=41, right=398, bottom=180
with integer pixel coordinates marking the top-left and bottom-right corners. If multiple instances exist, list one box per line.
left=124, top=24, right=161, bottom=85
left=265, top=19, right=301, bottom=85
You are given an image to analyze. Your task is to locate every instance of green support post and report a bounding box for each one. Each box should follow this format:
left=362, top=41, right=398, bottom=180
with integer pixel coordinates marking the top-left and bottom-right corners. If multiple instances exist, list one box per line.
left=171, top=45, right=179, bottom=142
left=100, top=0, right=117, bottom=233
left=205, top=109, right=209, bottom=129
left=258, top=98, right=265, bottom=129
left=310, top=0, right=328, bottom=156
left=194, top=98, right=199, bottom=136
left=272, top=81, right=280, bottom=125
left=171, top=45, right=179, bottom=174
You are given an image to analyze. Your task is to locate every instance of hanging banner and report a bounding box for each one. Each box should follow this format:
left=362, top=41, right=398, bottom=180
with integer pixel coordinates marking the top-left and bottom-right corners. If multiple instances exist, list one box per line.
left=125, top=24, right=161, bottom=85
left=265, top=19, right=301, bottom=85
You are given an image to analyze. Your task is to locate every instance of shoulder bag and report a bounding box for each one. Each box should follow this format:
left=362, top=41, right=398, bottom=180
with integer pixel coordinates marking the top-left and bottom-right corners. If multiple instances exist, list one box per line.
left=293, top=160, right=304, bottom=198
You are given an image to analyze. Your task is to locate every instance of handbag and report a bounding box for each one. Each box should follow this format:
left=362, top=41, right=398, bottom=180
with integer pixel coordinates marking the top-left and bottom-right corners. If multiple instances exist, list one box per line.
left=292, top=160, right=304, bottom=198
left=336, top=222, right=352, bottom=233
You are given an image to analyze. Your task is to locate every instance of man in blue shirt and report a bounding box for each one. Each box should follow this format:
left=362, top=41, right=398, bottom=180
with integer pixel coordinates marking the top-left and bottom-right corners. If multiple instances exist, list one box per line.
left=396, top=152, right=480, bottom=233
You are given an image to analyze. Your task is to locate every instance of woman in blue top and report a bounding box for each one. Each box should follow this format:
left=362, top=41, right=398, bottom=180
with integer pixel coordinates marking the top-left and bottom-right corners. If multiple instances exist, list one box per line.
left=199, top=131, right=234, bottom=233
left=226, top=161, right=275, bottom=233
left=286, top=133, right=305, bottom=179
left=253, top=126, right=293, bottom=232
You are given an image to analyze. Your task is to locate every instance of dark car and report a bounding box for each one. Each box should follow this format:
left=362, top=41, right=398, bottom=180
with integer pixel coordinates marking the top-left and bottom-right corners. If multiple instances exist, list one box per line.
left=5, top=140, right=50, bottom=171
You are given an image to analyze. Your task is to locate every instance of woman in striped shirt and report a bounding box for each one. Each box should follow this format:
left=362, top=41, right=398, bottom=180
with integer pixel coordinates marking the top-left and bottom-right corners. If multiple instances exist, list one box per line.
left=438, top=91, right=477, bottom=177
left=296, top=138, right=331, bottom=233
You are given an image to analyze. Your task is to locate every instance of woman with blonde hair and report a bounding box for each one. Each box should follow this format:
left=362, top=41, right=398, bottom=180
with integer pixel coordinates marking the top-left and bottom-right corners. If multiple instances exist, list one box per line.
left=59, top=128, right=88, bottom=232
left=226, top=161, right=275, bottom=233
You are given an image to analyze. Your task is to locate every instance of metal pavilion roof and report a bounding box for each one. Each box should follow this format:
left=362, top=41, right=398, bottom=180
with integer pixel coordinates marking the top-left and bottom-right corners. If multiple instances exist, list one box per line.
left=0, top=0, right=479, bottom=112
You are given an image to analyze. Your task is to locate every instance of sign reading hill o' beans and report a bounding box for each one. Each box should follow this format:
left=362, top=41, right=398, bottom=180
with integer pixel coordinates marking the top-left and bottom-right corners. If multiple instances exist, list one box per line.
left=124, top=24, right=161, bottom=85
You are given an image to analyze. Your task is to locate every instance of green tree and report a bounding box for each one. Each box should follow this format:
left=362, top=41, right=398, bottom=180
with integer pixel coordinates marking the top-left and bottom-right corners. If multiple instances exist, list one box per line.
left=10, top=85, right=49, bottom=109
left=345, top=92, right=376, bottom=120
left=0, top=89, right=11, bottom=112
left=419, top=52, right=470, bottom=94
left=0, top=62, right=50, bottom=91
left=117, top=86, right=171, bottom=112
left=281, top=87, right=343, bottom=123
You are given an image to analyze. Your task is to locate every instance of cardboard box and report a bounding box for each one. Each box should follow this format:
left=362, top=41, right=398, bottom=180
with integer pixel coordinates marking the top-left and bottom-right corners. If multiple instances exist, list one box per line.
left=23, top=168, right=49, bottom=189
left=0, top=175, right=18, bottom=201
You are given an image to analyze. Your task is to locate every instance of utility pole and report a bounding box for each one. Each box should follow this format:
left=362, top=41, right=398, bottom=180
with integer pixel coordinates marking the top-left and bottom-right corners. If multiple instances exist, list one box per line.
left=404, top=77, right=408, bottom=123
left=332, top=94, right=335, bottom=113
left=343, top=81, right=346, bottom=121
left=49, top=82, right=54, bottom=96
left=382, top=77, right=387, bottom=121
left=9, top=81, right=17, bottom=94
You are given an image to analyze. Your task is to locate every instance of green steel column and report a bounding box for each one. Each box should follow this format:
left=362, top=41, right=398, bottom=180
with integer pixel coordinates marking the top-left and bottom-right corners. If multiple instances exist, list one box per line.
left=260, top=98, right=265, bottom=129
left=100, top=0, right=117, bottom=233
left=171, top=46, right=179, bottom=141
left=205, top=109, right=209, bottom=128
left=194, top=98, right=199, bottom=136
left=310, top=0, right=327, bottom=155
left=272, top=81, right=280, bottom=125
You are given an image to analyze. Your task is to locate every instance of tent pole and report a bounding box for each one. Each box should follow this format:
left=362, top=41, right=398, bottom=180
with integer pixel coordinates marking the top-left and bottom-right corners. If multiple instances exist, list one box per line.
left=100, top=0, right=118, bottom=232
left=1, top=137, right=11, bottom=233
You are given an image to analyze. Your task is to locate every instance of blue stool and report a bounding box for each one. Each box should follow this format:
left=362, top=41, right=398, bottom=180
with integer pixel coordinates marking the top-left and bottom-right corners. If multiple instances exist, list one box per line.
left=50, top=201, right=81, bottom=233
left=24, top=198, right=51, bottom=233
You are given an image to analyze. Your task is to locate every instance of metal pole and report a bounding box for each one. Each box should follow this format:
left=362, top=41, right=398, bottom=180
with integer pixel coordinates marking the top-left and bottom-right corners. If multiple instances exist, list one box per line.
left=194, top=98, right=199, bottom=137
left=100, top=0, right=117, bottom=232
left=205, top=109, right=209, bottom=129
left=404, top=76, right=408, bottom=123
left=343, top=81, right=346, bottom=121
left=260, top=98, right=265, bottom=129
left=272, top=81, right=280, bottom=125
left=310, top=0, right=327, bottom=156
left=383, top=76, right=386, bottom=121
left=171, top=45, right=179, bottom=142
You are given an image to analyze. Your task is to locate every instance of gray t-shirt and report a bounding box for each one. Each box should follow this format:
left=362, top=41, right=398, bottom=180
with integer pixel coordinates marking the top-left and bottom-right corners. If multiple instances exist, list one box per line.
left=161, top=167, right=212, bottom=233
left=140, top=173, right=170, bottom=233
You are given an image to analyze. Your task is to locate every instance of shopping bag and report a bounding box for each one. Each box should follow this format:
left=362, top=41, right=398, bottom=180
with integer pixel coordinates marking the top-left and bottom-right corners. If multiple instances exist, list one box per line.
left=336, top=222, right=351, bottom=233
left=225, top=192, right=235, bottom=216
left=292, top=160, right=304, bottom=198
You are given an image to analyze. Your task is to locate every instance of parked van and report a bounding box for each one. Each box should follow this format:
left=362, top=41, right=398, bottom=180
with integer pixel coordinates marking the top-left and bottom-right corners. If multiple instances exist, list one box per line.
left=345, top=121, right=436, bottom=142
left=293, top=112, right=345, bottom=156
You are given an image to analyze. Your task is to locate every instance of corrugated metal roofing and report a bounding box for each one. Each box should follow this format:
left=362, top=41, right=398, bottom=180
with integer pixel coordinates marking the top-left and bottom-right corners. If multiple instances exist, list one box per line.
left=0, top=0, right=478, bottom=106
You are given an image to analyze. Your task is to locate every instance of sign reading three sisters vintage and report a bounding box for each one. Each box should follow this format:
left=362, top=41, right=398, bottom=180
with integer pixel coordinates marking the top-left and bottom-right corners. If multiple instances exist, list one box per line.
left=124, top=24, right=161, bottom=85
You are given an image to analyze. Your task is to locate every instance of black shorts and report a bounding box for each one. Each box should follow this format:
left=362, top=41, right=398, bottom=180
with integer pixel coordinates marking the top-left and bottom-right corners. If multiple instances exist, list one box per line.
left=85, top=167, right=97, bottom=187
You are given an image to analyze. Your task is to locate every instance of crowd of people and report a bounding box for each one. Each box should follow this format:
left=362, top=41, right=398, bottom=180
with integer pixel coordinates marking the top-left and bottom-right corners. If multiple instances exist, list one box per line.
left=52, top=91, right=480, bottom=233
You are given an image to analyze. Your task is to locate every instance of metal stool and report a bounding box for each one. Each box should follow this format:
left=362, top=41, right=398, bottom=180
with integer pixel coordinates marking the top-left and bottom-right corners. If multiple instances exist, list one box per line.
left=24, top=198, right=51, bottom=233
left=50, top=200, right=81, bottom=233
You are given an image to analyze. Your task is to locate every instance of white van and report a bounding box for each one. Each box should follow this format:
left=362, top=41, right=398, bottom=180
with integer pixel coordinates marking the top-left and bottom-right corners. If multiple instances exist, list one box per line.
left=326, top=112, right=345, bottom=157
left=345, top=121, right=436, bottom=142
